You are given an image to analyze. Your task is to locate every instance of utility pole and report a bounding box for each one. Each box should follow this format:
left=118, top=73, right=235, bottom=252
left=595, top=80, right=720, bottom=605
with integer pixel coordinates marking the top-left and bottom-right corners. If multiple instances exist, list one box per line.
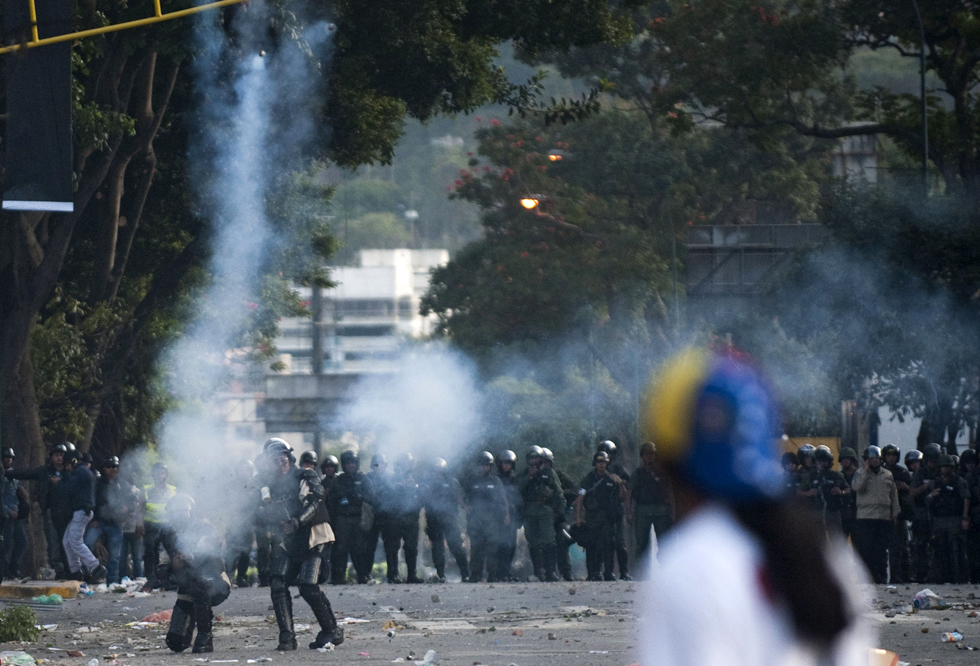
left=911, top=0, right=929, bottom=193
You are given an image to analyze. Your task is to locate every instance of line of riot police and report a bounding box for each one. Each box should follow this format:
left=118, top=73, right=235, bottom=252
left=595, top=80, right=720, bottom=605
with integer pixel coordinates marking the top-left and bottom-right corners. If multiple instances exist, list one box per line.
left=784, top=441, right=980, bottom=584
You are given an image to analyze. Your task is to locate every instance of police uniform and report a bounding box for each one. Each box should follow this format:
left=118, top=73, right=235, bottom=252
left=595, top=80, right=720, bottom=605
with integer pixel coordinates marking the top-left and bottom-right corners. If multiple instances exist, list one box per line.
left=910, top=465, right=937, bottom=583
left=495, top=464, right=521, bottom=580
left=465, top=471, right=506, bottom=582
left=385, top=468, right=422, bottom=584
left=884, top=462, right=913, bottom=583
left=800, top=467, right=849, bottom=534
left=519, top=466, right=565, bottom=581
left=927, top=466, right=969, bottom=583
left=328, top=458, right=367, bottom=584
left=630, top=464, right=673, bottom=564
left=164, top=512, right=231, bottom=653
left=579, top=468, right=625, bottom=581
left=263, top=462, right=342, bottom=651
left=422, top=471, right=469, bottom=582
left=551, top=466, right=579, bottom=582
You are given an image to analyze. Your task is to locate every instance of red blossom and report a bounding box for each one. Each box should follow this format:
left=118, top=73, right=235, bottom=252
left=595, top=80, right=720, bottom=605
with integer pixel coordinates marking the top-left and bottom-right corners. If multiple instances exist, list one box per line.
left=520, top=251, right=530, bottom=258
left=491, top=119, right=501, bottom=126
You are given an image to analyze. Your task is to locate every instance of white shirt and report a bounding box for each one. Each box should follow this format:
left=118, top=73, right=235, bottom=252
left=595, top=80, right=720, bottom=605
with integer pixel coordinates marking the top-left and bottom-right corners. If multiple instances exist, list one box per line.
left=640, top=503, right=872, bottom=666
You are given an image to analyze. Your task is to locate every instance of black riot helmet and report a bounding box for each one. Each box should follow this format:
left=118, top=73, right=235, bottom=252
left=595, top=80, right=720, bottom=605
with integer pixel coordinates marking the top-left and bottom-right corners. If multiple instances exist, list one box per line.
left=497, top=450, right=517, bottom=472
left=321, top=455, right=339, bottom=474
left=1, top=448, right=14, bottom=459
left=299, top=451, right=318, bottom=467
left=923, top=443, right=942, bottom=462
left=797, top=444, right=816, bottom=461
left=960, top=449, right=978, bottom=467
left=905, top=450, right=924, bottom=466
left=597, top=440, right=617, bottom=457
left=64, top=442, right=76, bottom=452
left=781, top=451, right=798, bottom=467
left=541, top=448, right=555, bottom=464
left=526, top=445, right=544, bottom=463
left=266, top=440, right=294, bottom=463
left=593, top=451, right=610, bottom=465
left=814, top=447, right=834, bottom=464
left=881, top=444, right=900, bottom=460
left=863, top=445, right=882, bottom=460
left=477, top=451, right=494, bottom=467
left=52, top=444, right=67, bottom=456
left=340, top=450, right=360, bottom=470
left=264, top=437, right=290, bottom=453
left=102, top=456, right=120, bottom=469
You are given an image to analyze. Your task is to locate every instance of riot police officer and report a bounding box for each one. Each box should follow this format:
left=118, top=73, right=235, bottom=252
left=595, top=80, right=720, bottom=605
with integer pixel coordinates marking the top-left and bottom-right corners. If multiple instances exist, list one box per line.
left=164, top=495, right=230, bottom=654
left=542, top=448, right=578, bottom=581
left=628, top=441, right=673, bottom=568
left=261, top=441, right=343, bottom=651
left=576, top=451, right=626, bottom=581
left=360, top=453, right=391, bottom=581
left=520, top=446, right=565, bottom=582
left=882, top=444, right=913, bottom=583
left=464, top=452, right=507, bottom=582
left=927, top=454, right=970, bottom=583
left=495, top=450, right=521, bottom=580
left=299, top=451, right=319, bottom=475
left=318, top=455, right=340, bottom=584
left=910, top=444, right=940, bottom=583
left=799, top=446, right=849, bottom=536
left=328, top=451, right=366, bottom=584
left=422, top=458, right=469, bottom=583
left=838, top=448, right=859, bottom=539
left=385, top=453, right=423, bottom=584
left=596, top=441, right=631, bottom=580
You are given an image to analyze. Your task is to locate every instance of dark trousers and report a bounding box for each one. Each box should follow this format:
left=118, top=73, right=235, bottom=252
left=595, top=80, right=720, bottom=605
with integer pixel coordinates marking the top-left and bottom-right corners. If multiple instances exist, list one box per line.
left=384, top=513, right=419, bottom=580
left=853, top=519, right=892, bottom=583
left=932, top=517, right=964, bottom=583
left=634, top=504, right=672, bottom=567
left=331, top=515, right=363, bottom=584
left=467, top=517, right=499, bottom=582
left=585, top=515, right=616, bottom=580
left=2, top=519, right=27, bottom=579
left=496, top=520, right=518, bottom=581
left=225, top=526, right=254, bottom=584
left=44, top=509, right=69, bottom=576
left=360, top=518, right=385, bottom=581
left=255, top=528, right=271, bottom=585
left=888, top=520, right=912, bottom=583
left=911, top=518, right=931, bottom=583
left=144, top=522, right=166, bottom=586
left=425, top=512, right=468, bottom=579
left=121, top=531, right=144, bottom=579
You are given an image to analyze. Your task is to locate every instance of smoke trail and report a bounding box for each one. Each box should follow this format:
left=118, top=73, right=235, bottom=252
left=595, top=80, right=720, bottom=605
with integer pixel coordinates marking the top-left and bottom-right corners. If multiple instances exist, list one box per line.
left=151, top=0, right=334, bottom=535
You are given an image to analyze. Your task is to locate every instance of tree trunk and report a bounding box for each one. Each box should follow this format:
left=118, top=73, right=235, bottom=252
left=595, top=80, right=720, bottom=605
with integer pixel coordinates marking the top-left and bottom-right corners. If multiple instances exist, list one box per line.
left=0, top=341, right=51, bottom=577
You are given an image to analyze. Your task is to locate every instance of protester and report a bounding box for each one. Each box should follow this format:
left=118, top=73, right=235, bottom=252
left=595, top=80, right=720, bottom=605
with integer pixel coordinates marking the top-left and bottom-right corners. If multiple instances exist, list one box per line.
left=640, top=348, right=870, bottom=666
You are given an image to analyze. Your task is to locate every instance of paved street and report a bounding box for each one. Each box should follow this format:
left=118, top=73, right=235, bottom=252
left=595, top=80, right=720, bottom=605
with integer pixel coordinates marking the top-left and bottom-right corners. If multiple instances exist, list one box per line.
left=4, top=581, right=638, bottom=666
left=6, top=580, right=980, bottom=665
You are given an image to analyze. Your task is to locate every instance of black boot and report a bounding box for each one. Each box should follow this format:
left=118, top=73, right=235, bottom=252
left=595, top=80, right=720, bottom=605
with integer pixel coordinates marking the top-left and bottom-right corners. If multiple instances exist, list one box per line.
left=305, top=588, right=345, bottom=649
left=457, top=556, right=470, bottom=584
left=165, top=600, right=195, bottom=653
left=192, top=602, right=214, bottom=653
left=272, top=586, right=297, bottom=651
left=617, top=547, right=631, bottom=580
left=544, top=545, right=559, bottom=582
left=532, top=547, right=548, bottom=582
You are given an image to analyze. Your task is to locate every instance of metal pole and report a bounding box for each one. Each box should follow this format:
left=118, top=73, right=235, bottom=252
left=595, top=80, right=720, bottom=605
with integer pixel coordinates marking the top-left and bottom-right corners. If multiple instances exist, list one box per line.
left=911, top=0, right=929, bottom=193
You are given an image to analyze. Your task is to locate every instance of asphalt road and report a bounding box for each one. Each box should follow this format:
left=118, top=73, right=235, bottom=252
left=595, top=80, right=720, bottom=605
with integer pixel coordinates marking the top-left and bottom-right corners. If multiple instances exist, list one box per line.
left=4, top=580, right=978, bottom=665
left=6, top=581, right=638, bottom=666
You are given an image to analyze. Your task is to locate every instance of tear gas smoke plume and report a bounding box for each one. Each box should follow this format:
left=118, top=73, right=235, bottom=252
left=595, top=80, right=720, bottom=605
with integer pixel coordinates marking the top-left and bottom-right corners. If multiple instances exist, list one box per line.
left=149, top=0, right=334, bottom=538
left=330, top=343, right=485, bottom=463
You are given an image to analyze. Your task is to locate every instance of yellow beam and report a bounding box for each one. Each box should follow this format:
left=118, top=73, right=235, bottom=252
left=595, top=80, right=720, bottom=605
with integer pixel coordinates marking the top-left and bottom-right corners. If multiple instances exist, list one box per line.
left=0, top=0, right=246, bottom=55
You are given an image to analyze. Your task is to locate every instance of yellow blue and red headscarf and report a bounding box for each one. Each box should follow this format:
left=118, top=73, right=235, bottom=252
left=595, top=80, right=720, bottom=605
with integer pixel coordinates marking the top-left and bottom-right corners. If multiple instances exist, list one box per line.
left=641, top=348, right=785, bottom=504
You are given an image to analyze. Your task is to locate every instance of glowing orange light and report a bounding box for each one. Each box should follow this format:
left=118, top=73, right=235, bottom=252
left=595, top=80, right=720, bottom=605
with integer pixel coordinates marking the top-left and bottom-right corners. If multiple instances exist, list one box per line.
left=520, top=197, right=540, bottom=209
left=548, top=153, right=562, bottom=162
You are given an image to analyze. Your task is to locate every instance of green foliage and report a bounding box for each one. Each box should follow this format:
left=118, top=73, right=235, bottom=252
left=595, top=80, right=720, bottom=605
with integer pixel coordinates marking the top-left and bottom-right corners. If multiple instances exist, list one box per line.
left=0, top=605, right=40, bottom=643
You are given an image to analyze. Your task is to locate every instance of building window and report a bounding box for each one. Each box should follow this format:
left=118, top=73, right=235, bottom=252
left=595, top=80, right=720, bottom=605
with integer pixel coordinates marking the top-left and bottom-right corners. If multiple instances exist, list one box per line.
left=336, top=325, right=396, bottom=337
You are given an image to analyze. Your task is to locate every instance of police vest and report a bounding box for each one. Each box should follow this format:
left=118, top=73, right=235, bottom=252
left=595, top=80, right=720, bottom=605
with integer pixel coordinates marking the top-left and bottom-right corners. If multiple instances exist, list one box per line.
left=143, top=484, right=176, bottom=524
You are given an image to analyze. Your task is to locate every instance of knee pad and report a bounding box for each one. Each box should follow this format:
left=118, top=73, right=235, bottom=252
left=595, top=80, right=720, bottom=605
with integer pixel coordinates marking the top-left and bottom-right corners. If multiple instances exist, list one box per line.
left=270, top=577, right=287, bottom=597
left=298, top=583, right=319, bottom=603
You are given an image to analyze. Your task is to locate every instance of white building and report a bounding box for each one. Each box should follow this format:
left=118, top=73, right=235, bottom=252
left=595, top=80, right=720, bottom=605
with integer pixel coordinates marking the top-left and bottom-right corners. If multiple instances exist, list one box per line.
left=275, top=248, right=449, bottom=375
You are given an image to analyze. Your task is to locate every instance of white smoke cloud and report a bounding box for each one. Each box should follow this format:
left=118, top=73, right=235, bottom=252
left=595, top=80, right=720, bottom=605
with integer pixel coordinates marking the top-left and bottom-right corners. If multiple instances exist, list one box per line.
left=331, top=343, right=485, bottom=463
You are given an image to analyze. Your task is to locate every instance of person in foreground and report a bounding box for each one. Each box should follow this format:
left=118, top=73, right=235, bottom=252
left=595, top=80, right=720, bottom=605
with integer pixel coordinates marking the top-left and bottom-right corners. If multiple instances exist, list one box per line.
left=639, top=348, right=872, bottom=666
